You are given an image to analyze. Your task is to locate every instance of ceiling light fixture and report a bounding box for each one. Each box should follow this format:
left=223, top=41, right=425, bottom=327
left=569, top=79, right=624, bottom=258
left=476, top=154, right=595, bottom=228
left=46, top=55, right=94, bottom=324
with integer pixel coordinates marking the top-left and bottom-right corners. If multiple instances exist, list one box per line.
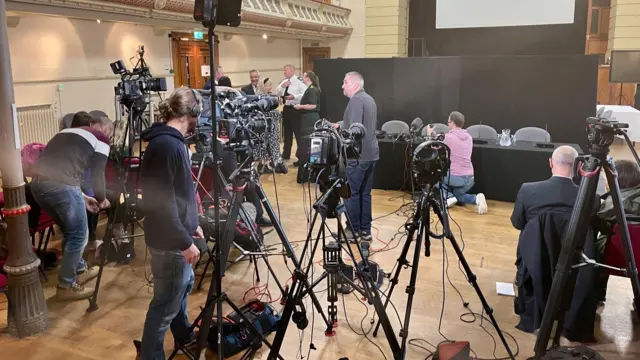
left=96, top=19, right=101, bottom=24
left=262, top=33, right=268, bottom=40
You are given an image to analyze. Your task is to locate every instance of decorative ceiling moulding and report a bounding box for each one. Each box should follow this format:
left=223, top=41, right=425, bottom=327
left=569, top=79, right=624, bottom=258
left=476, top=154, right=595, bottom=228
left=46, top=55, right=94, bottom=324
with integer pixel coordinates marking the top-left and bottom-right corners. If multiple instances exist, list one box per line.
left=6, top=0, right=353, bottom=37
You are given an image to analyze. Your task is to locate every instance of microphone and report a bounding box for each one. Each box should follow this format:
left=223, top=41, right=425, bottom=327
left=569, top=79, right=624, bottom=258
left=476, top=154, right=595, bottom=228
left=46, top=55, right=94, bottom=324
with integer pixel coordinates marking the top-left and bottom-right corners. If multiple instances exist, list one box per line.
left=410, top=117, right=423, bottom=132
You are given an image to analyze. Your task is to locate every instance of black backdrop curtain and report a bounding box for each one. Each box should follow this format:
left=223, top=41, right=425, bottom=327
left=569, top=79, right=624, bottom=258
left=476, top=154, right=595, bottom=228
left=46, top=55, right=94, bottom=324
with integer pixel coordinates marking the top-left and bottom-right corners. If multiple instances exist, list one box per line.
left=315, top=55, right=598, bottom=147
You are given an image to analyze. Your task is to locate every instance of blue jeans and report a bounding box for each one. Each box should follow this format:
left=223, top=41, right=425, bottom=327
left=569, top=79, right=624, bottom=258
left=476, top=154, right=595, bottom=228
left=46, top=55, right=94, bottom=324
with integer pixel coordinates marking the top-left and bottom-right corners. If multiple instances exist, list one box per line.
left=30, top=180, right=88, bottom=288
left=345, top=160, right=376, bottom=233
left=441, top=173, right=476, bottom=205
left=141, top=247, right=195, bottom=360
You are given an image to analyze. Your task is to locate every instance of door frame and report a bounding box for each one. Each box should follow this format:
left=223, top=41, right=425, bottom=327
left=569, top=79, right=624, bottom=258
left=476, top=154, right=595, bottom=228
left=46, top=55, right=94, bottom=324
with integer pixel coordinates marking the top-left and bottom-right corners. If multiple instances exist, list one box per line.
left=170, top=32, right=219, bottom=88
left=302, top=47, right=331, bottom=72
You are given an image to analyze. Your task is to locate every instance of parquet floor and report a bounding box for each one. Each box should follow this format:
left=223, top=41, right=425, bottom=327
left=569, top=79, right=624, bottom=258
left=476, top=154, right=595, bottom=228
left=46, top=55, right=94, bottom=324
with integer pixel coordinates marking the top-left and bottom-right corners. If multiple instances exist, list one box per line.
left=1, top=144, right=640, bottom=359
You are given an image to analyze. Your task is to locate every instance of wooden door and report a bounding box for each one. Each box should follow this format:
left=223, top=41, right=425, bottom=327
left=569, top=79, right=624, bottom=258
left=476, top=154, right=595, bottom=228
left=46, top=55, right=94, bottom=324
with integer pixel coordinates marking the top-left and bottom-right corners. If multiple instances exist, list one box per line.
left=171, top=33, right=219, bottom=89
left=302, top=47, right=331, bottom=73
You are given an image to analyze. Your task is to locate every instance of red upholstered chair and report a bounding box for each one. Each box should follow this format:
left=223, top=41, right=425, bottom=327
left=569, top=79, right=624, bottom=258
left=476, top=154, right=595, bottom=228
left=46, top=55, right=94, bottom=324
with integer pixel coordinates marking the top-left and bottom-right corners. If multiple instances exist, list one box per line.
left=602, top=220, right=640, bottom=280
left=31, top=210, right=55, bottom=253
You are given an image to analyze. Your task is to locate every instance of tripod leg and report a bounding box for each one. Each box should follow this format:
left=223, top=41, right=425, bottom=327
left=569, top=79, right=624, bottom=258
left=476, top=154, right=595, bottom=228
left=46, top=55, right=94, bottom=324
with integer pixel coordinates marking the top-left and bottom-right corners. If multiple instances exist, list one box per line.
left=87, top=200, right=120, bottom=313
left=373, top=204, right=420, bottom=337
left=603, top=160, right=640, bottom=314
left=533, top=157, right=600, bottom=359
left=432, top=198, right=515, bottom=360
left=398, top=199, right=427, bottom=354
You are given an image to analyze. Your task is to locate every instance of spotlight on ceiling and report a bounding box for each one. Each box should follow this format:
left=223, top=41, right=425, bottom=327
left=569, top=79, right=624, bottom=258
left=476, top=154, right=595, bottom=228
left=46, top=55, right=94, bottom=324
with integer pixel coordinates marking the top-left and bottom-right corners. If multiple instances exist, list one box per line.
left=96, top=19, right=101, bottom=24
left=262, top=33, right=268, bottom=40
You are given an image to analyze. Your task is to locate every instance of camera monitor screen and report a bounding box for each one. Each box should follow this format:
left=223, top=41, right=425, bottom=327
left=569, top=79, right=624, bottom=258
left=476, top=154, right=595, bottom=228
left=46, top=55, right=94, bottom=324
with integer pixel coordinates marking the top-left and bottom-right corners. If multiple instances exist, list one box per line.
left=610, top=50, right=640, bottom=84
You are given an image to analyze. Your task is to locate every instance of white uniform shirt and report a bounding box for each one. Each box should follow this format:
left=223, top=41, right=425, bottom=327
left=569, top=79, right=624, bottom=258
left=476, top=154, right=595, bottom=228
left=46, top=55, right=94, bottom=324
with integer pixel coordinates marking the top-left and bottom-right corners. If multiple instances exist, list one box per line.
left=276, top=76, right=308, bottom=106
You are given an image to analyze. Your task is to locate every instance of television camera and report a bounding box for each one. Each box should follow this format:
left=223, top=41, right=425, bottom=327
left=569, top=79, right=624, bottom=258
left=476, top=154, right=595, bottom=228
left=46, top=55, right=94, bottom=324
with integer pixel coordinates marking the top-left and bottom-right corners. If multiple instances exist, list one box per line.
left=411, top=139, right=451, bottom=188
left=308, top=119, right=366, bottom=168
left=110, top=46, right=167, bottom=112
left=191, top=90, right=279, bottom=156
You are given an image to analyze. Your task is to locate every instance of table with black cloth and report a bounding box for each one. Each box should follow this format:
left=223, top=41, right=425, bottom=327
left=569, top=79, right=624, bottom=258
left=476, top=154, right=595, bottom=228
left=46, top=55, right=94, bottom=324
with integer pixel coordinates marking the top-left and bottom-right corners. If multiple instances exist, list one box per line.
left=373, top=138, right=582, bottom=202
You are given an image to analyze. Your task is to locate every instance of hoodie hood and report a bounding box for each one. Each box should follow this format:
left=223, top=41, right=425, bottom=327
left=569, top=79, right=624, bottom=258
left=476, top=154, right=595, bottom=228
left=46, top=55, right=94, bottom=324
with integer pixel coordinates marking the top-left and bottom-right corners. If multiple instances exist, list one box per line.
left=449, top=128, right=472, bottom=142
left=141, top=122, right=185, bottom=142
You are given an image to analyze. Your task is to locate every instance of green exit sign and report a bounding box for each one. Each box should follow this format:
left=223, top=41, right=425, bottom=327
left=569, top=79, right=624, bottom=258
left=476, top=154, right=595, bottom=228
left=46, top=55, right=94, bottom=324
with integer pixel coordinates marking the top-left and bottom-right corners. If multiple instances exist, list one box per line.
left=193, top=31, right=203, bottom=40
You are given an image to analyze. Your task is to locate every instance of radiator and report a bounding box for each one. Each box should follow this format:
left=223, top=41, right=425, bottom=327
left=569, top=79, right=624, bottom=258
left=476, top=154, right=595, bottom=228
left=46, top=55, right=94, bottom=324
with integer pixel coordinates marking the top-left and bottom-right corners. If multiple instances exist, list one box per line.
left=16, top=104, right=59, bottom=147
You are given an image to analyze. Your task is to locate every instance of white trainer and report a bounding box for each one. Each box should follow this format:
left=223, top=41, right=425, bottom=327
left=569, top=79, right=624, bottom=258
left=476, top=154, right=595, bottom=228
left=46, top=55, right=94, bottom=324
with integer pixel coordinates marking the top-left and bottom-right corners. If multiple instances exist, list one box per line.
left=475, top=193, right=488, bottom=215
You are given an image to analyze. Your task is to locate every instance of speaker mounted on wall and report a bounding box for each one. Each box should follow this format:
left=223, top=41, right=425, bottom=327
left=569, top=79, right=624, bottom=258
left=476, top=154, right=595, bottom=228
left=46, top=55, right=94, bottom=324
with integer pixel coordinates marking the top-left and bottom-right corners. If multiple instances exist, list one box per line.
left=609, top=50, right=640, bottom=84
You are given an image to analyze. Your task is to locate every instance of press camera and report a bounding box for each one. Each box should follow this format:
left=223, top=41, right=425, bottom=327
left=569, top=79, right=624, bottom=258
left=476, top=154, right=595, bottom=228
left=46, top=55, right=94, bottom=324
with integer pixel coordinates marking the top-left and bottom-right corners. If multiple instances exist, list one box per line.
left=192, top=91, right=279, bottom=155
left=411, top=140, right=451, bottom=188
left=308, top=119, right=366, bottom=167
left=110, top=46, right=167, bottom=110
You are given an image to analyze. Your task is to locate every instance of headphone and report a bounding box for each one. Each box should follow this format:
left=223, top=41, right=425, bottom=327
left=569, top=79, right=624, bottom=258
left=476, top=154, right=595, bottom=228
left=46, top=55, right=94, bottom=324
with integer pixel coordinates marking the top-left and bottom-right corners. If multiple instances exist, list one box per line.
left=189, top=87, right=203, bottom=118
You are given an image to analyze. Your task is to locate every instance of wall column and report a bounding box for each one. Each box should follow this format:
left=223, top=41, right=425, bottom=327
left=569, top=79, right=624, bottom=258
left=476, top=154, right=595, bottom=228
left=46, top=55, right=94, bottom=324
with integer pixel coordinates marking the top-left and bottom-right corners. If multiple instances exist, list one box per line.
left=365, top=0, right=409, bottom=58
left=609, top=0, right=640, bottom=53
left=0, top=0, right=48, bottom=337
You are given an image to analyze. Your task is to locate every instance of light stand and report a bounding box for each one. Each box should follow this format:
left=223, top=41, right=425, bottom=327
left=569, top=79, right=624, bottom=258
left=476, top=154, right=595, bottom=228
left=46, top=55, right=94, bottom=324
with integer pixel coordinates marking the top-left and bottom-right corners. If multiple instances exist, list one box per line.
left=531, top=118, right=640, bottom=359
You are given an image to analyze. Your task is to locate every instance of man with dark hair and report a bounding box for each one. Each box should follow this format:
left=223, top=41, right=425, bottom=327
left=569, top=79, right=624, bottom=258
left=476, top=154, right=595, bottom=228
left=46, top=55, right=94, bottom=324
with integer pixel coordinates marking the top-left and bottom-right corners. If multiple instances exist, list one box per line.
left=30, top=115, right=113, bottom=300
left=427, top=111, right=487, bottom=214
left=341, top=71, right=379, bottom=241
left=241, top=70, right=260, bottom=95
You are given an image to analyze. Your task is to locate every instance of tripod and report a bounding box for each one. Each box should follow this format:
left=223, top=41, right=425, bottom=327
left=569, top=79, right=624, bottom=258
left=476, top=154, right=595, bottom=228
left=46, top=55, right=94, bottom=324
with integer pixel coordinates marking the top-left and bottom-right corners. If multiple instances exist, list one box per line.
left=170, top=143, right=290, bottom=359
left=191, top=150, right=280, bottom=290
left=267, top=173, right=402, bottom=360
left=371, top=183, right=515, bottom=360
left=87, top=94, right=147, bottom=312
left=532, top=118, right=640, bottom=359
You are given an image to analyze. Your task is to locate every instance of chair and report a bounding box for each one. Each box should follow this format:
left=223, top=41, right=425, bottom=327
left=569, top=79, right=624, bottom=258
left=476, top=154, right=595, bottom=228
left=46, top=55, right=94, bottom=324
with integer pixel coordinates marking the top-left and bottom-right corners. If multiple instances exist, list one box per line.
left=602, top=220, right=640, bottom=280
left=381, top=120, right=409, bottom=134
left=59, top=113, right=75, bottom=131
left=421, top=123, right=450, bottom=136
left=466, top=124, right=497, bottom=140
left=514, top=127, right=551, bottom=142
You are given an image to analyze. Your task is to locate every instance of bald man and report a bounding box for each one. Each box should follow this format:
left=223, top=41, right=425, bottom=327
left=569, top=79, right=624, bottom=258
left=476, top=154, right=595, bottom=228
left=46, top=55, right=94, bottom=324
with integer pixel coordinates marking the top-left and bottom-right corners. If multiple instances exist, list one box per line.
left=511, top=145, right=579, bottom=230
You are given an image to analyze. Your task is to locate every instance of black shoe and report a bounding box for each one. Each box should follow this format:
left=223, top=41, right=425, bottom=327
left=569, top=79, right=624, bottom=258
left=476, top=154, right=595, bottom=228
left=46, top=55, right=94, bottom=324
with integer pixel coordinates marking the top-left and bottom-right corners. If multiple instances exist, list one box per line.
left=293, top=160, right=300, bottom=167
left=262, top=166, right=274, bottom=174
left=257, top=216, right=273, bottom=227
left=275, top=162, right=288, bottom=174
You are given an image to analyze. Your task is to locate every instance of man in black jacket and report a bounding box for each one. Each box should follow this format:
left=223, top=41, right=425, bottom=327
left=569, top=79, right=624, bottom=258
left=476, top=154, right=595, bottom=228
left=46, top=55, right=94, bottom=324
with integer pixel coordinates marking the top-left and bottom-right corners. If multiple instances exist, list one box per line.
left=511, top=145, right=580, bottom=230
left=139, top=88, right=203, bottom=360
left=240, top=69, right=260, bottom=95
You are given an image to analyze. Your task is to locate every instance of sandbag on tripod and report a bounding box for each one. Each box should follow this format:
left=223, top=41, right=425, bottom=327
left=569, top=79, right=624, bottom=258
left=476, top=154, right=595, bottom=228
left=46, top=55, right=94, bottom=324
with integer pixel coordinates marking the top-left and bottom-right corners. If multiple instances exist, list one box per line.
left=206, top=300, right=280, bottom=357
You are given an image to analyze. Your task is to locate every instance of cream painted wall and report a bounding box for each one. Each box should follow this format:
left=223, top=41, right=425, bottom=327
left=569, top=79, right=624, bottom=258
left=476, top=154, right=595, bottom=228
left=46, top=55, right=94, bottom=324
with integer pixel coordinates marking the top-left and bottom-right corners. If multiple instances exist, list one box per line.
left=217, top=35, right=302, bottom=87
left=365, top=0, right=408, bottom=58
left=609, top=0, right=640, bottom=51
left=8, top=15, right=174, bottom=121
left=301, top=0, right=366, bottom=59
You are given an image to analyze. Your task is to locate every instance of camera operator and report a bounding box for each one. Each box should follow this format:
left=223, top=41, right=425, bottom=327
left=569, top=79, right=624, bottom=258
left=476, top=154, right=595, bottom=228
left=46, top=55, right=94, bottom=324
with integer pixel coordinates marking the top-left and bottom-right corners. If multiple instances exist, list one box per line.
left=426, top=111, right=488, bottom=214
left=30, top=115, right=113, bottom=301
left=138, top=87, right=204, bottom=359
left=341, top=71, right=379, bottom=241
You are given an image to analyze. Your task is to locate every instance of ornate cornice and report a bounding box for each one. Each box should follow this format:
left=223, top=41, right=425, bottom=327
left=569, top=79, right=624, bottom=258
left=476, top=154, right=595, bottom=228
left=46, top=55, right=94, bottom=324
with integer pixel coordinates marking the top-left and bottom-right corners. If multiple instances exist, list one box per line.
left=6, top=0, right=353, bottom=38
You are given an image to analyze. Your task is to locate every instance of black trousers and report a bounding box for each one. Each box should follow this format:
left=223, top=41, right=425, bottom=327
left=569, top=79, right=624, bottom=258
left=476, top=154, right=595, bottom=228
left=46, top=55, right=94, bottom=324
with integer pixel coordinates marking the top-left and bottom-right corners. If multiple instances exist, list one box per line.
left=282, top=106, right=300, bottom=160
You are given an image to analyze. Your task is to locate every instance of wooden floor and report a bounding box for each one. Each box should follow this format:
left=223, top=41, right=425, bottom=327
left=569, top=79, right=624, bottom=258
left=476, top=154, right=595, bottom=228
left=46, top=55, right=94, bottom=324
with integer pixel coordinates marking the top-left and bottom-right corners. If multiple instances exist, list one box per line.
left=2, top=144, right=640, bottom=360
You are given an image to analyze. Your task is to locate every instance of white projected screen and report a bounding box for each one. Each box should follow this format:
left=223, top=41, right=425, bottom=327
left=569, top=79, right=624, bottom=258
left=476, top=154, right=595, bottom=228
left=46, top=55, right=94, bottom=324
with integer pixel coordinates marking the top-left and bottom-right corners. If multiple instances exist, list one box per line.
left=436, top=0, right=575, bottom=29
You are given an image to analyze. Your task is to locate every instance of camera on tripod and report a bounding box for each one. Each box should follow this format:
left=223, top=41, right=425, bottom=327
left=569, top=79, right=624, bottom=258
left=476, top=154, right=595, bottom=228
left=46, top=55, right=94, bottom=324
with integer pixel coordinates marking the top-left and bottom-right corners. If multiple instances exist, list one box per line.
left=586, top=116, right=629, bottom=154
left=309, top=119, right=366, bottom=167
left=110, top=46, right=167, bottom=111
left=411, top=140, right=451, bottom=188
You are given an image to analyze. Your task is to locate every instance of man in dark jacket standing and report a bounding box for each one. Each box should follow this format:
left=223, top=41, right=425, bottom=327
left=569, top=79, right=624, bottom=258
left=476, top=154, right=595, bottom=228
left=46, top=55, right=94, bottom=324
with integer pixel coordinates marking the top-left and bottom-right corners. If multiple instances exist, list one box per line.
left=341, top=72, right=379, bottom=241
left=139, top=88, right=203, bottom=360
